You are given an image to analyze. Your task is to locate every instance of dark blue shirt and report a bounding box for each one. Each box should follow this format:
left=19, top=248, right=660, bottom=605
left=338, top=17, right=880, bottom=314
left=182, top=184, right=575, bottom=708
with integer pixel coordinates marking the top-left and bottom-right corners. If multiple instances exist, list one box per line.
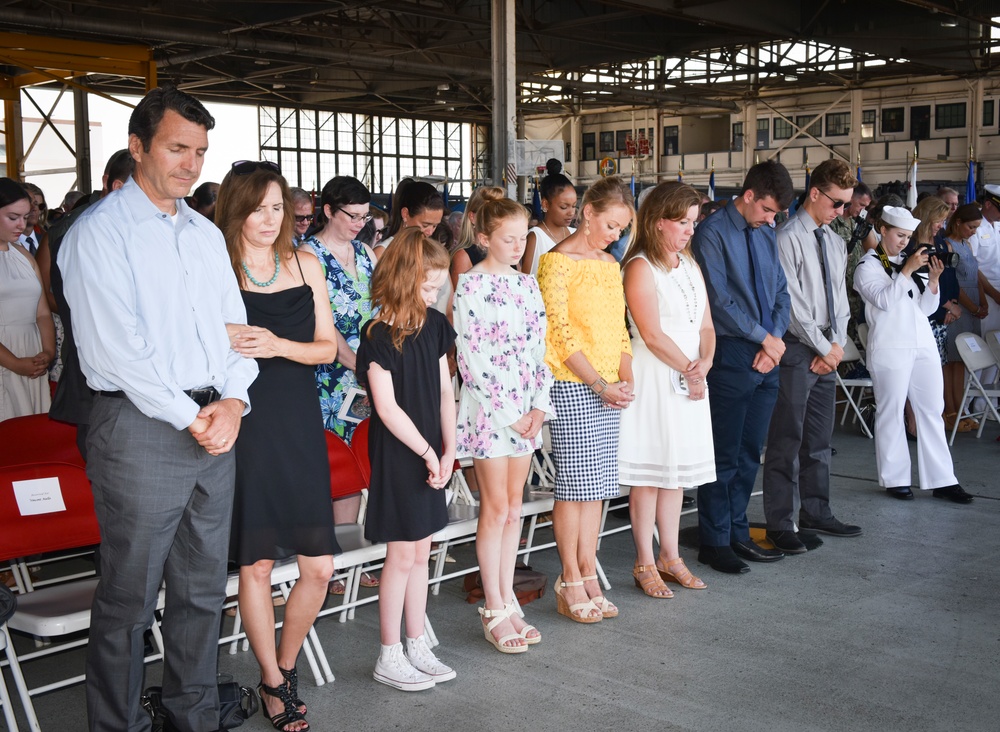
left=692, top=202, right=791, bottom=344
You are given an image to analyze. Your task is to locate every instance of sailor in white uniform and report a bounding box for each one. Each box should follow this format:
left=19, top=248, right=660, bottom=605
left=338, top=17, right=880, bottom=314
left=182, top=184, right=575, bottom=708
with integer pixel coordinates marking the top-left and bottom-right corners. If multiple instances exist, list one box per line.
left=853, top=206, right=972, bottom=504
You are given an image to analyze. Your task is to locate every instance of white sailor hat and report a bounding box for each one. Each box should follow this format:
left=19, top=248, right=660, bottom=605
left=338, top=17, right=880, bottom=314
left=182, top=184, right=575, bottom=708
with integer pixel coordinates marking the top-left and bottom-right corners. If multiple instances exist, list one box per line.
left=984, top=184, right=1000, bottom=206
left=879, top=206, right=921, bottom=232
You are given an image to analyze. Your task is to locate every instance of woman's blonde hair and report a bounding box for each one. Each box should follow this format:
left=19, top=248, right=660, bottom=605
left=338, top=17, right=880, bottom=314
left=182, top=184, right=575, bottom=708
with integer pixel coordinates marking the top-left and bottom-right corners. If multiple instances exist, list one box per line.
left=370, top=228, right=450, bottom=350
left=457, top=186, right=505, bottom=250
left=911, top=195, right=951, bottom=245
left=624, top=182, right=702, bottom=271
left=581, top=176, right=636, bottom=252
left=216, top=166, right=295, bottom=288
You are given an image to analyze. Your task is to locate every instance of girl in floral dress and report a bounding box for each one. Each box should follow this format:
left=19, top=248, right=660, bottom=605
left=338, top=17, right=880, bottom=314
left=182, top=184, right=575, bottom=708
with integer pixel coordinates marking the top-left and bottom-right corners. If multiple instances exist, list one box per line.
left=453, top=198, right=554, bottom=653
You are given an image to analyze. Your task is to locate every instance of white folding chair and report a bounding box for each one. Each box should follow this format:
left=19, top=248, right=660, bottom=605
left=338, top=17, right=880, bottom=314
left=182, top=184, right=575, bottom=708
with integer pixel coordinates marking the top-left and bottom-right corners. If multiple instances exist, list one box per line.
left=836, top=338, right=875, bottom=438
left=0, top=621, right=32, bottom=732
left=950, top=332, right=1000, bottom=444
left=428, top=502, right=480, bottom=596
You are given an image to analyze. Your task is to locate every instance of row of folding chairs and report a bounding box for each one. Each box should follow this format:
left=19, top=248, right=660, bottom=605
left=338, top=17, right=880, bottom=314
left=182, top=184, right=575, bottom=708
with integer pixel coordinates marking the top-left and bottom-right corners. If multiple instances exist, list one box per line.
left=949, top=330, right=1000, bottom=444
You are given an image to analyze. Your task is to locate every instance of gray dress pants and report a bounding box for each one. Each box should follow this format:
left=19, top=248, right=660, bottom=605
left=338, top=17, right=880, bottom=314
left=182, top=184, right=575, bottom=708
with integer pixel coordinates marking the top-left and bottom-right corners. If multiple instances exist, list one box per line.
left=84, top=394, right=234, bottom=732
left=762, top=339, right=837, bottom=531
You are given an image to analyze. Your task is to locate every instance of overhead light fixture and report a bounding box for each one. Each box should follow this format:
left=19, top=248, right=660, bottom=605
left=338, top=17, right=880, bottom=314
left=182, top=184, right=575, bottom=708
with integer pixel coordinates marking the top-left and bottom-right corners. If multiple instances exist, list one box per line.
left=940, top=17, right=958, bottom=27
left=273, top=82, right=285, bottom=89
left=255, top=59, right=270, bottom=66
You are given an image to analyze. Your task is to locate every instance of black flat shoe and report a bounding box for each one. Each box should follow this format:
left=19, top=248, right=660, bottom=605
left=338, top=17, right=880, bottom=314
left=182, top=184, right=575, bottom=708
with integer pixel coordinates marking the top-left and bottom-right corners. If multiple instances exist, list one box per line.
left=731, top=539, right=784, bottom=562
left=885, top=486, right=914, bottom=500
left=698, top=545, right=750, bottom=574
left=798, top=517, right=863, bottom=537
left=932, top=484, right=973, bottom=504
left=765, top=530, right=808, bottom=554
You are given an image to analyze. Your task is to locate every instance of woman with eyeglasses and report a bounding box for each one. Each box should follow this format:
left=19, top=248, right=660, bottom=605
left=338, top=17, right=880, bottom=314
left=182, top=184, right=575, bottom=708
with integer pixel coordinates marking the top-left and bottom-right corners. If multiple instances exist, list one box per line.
left=219, top=160, right=340, bottom=731
left=303, top=176, right=378, bottom=444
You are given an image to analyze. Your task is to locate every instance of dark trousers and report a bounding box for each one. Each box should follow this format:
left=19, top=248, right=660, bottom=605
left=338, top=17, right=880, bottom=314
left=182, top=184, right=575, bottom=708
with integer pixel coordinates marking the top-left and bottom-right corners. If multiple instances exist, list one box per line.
left=84, top=395, right=235, bottom=732
left=761, top=339, right=837, bottom=531
left=697, top=337, right=779, bottom=547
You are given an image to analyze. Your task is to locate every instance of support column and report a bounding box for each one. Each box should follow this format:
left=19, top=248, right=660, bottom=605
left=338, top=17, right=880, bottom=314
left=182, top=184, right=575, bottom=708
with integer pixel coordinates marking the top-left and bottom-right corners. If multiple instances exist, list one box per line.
left=3, top=92, right=24, bottom=180
left=74, top=86, right=92, bottom=194
left=743, top=101, right=757, bottom=173
left=849, top=88, right=862, bottom=175
left=491, top=0, right=516, bottom=199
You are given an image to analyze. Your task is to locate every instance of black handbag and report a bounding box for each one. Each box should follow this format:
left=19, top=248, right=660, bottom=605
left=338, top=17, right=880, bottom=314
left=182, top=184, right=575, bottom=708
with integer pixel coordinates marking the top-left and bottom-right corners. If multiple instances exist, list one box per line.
left=142, top=676, right=259, bottom=730
left=0, top=583, right=16, bottom=625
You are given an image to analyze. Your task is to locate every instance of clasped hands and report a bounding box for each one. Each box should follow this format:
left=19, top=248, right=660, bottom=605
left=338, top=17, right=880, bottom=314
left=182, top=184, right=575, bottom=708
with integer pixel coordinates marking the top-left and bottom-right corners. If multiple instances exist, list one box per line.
left=11, top=351, right=52, bottom=379
left=188, top=398, right=244, bottom=456
left=684, top=358, right=711, bottom=401
left=229, top=324, right=284, bottom=359
left=752, top=333, right=785, bottom=374
left=511, top=408, right=546, bottom=440
left=599, top=380, right=635, bottom=410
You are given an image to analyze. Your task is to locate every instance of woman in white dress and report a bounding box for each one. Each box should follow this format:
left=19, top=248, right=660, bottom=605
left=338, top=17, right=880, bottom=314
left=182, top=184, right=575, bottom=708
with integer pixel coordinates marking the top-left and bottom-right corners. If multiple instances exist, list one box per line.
left=521, top=173, right=577, bottom=276
left=0, top=178, right=55, bottom=422
left=620, top=182, right=716, bottom=597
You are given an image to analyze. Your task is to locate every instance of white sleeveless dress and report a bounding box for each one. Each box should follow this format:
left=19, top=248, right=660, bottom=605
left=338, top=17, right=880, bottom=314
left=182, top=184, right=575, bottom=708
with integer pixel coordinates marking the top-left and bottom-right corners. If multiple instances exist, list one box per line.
left=619, top=254, right=716, bottom=488
left=0, top=245, right=50, bottom=420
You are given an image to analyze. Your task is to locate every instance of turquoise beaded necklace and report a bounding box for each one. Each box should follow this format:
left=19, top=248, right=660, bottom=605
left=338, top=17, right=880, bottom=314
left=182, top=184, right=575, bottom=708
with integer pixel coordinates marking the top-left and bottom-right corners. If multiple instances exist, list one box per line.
left=242, top=251, right=280, bottom=287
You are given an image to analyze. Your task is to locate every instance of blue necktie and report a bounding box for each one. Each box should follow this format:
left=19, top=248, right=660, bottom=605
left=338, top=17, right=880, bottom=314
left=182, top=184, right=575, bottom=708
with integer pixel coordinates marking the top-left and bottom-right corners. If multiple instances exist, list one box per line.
left=24, top=235, right=36, bottom=255
left=745, top=227, right=773, bottom=332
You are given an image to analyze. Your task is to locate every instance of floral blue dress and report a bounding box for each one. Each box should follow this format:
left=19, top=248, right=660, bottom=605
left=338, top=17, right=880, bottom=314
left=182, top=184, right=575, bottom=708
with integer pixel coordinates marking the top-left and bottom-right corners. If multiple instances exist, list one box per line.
left=453, top=272, right=555, bottom=459
left=305, top=236, right=375, bottom=443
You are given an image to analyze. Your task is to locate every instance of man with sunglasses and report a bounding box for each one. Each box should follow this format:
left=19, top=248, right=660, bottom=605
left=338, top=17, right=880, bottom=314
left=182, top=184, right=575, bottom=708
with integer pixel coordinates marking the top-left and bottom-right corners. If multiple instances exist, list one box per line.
left=60, top=86, right=258, bottom=732
left=290, top=186, right=315, bottom=244
left=763, top=158, right=862, bottom=556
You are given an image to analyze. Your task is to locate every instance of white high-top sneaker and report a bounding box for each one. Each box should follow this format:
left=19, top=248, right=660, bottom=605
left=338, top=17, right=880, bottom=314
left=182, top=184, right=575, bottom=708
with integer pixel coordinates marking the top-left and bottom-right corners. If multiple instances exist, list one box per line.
left=374, top=642, right=436, bottom=691
left=405, top=635, right=457, bottom=682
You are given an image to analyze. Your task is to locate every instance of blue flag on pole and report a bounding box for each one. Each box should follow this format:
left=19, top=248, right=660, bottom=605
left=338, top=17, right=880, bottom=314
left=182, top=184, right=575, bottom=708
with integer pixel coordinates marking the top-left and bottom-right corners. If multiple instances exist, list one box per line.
left=531, top=180, right=542, bottom=221
left=966, top=160, right=976, bottom=205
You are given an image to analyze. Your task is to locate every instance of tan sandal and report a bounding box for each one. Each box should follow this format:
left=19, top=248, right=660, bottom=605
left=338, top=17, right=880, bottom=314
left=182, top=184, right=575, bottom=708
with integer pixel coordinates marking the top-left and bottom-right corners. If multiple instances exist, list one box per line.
left=657, top=557, right=707, bottom=590
left=632, top=563, right=673, bottom=599
left=505, top=601, right=541, bottom=644
left=554, top=575, right=602, bottom=623
left=479, top=606, right=528, bottom=653
left=581, top=575, right=618, bottom=618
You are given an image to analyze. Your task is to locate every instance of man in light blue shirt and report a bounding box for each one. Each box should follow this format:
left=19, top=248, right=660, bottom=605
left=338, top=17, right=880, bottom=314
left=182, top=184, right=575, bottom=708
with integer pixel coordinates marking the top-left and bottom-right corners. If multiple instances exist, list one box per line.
left=692, top=160, right=794, bottom=575
left=60, top=86, right=258, bottom=732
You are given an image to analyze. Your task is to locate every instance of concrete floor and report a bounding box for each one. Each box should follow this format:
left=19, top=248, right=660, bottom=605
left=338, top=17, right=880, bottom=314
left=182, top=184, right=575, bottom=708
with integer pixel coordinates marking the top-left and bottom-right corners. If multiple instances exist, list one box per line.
left=4, top=419, right=999, bottom=732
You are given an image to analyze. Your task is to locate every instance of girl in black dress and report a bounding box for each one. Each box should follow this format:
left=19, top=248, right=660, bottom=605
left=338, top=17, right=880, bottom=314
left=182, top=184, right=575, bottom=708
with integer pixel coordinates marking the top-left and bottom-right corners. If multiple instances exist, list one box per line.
left=356, top=228, right=457, bottom=692
left=218, top=161, right=340, bottom=732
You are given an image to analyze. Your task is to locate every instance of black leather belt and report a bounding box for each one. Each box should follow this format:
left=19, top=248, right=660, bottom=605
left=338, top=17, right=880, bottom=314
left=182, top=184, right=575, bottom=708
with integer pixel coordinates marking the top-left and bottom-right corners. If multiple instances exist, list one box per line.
left=98, top=387, right=221, bottom=408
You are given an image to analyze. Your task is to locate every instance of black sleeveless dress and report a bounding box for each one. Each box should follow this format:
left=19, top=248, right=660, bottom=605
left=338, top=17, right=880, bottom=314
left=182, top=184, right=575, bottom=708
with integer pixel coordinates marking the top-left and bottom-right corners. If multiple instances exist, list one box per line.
left=230, top=265, right=340, bottom=565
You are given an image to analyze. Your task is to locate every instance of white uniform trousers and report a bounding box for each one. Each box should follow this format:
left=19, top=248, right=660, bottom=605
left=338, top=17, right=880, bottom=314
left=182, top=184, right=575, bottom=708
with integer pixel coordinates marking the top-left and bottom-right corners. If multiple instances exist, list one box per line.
left=868, top=345, right=958, bottom=489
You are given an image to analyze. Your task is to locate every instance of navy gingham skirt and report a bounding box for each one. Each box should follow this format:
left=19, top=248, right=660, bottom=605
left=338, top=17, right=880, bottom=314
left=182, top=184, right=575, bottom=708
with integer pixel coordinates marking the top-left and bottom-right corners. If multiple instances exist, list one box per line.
left=547, top=381, right=621, bottom=502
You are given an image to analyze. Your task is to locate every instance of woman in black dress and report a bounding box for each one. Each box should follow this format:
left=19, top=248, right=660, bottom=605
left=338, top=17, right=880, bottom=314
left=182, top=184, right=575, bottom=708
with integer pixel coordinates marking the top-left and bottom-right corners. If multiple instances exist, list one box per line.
left=217, top=161, right=340, bottom=732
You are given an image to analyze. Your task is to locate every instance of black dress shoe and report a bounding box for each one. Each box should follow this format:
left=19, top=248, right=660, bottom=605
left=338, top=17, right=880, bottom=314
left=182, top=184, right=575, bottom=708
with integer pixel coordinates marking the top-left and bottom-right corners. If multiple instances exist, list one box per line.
left=885, top=486, right=914, bottom=500
left=698, top=545, right=750, bottom=574
left=798, top=517, right=863, bottom=537
left=797, top=530, right=825, bottom=550
left=932, top=484, right=973, bottom=504
left=731, top=539, right=784, bottom=562
left=765, top=530, right=807, bottom=554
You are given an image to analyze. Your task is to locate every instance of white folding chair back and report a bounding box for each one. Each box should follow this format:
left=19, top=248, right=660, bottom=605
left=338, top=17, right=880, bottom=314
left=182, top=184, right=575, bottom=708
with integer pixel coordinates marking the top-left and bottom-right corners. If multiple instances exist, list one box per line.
left=856, top=323, right=869, bottom=351
left=985, top=329, right=1000, bottom=367
left=950, top=332, right=1000, bottom=444
left=835, top=340, right=874, bottom=438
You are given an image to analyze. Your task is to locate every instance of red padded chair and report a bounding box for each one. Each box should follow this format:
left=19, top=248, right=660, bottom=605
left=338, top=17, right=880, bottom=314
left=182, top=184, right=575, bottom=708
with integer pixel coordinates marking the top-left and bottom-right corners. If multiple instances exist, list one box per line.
left=348, top=419, right=371, bottom=484
left=0, top=414, right=85, bottom=469
left=325, top=430, right=368, bottom=500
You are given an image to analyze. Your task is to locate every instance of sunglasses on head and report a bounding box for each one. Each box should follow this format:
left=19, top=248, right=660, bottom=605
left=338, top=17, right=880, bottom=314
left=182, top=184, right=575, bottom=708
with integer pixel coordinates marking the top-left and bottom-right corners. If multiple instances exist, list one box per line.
left=231, top=160, right=281, bottom=176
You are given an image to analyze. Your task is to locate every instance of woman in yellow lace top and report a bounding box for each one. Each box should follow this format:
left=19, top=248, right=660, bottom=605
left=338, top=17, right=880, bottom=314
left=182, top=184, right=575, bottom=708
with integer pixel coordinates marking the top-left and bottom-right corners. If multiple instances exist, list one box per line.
left=536, top=176, right=635, bottom=624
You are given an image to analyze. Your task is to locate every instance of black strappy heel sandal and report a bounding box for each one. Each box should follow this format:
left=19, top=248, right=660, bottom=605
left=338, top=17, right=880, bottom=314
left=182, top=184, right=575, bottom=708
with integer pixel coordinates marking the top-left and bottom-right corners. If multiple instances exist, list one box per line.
left=279, top=666, right=306, bottom=715
left=257, top=678, right=308, bottom=732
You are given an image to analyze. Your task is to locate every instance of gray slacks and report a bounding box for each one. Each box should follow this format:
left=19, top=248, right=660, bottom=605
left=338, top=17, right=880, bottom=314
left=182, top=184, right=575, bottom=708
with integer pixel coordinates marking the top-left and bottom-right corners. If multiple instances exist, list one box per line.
left=84, top=395, right=234, bottom=732
left=762, top=339, right=837, bottom=531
